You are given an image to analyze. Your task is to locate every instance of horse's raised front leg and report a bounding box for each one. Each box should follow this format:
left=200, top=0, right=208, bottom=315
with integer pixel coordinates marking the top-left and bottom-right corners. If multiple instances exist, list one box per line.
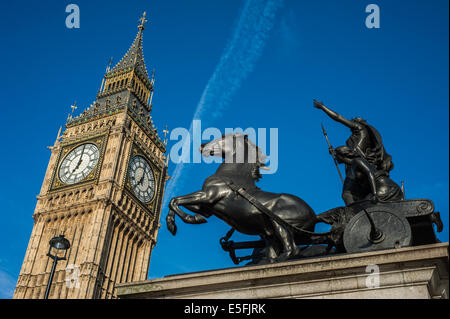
left=166, top=191, right=214, bottom=235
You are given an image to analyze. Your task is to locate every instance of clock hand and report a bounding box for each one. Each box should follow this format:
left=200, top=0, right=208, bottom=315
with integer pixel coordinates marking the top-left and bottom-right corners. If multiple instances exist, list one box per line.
left=72, top=145, right=86, bottom=173
left=137, top=175, right=145, bottom=186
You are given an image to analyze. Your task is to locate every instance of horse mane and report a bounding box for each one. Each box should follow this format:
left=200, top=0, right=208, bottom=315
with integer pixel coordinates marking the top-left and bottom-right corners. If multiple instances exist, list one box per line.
left=213, top=133, right=267, bottom=183
left=223, top=133, right=267, bottom=166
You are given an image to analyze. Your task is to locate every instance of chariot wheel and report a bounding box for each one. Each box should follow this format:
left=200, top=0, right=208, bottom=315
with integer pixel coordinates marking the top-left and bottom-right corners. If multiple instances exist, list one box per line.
left=343, top=206, right=412, bottom=254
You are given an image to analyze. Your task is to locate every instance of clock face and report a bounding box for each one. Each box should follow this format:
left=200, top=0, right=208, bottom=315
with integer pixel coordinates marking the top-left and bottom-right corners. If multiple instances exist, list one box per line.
left=59, top=143, right=100, bottom=185
left=129, top=155, right=156, bottom=203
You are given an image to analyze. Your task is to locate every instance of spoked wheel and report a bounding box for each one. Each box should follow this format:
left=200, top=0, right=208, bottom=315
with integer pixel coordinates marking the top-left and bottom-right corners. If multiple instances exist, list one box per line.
left=343, top=206, right=412, bottom=254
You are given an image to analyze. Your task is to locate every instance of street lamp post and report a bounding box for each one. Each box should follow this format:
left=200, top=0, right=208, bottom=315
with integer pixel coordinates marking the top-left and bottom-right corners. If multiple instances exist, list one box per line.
left=44, top=235, right=70, bottom=299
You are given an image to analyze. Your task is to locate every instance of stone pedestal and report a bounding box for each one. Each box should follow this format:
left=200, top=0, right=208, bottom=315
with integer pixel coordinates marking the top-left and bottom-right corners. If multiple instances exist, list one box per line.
left=116, top=243, right=449, bottom=299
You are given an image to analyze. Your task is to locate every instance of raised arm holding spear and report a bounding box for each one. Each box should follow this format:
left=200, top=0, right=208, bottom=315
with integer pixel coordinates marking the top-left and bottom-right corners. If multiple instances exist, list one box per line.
left=313, top=99, right=404, bottom=205
left=314, top=100, right=345, bottom=184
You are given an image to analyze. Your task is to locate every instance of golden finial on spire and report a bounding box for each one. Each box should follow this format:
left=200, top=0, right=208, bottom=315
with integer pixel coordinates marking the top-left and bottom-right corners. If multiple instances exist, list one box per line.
left=151, top=68, right=156, bottom=85
left=67, top=101, right=77, bottom=121
left=163, top=126, right=169, bottom=147
left=70, top=101, right=77, bottom=116
left=138, top=12, right=148, bottom=31
left=106, top=57, right=113, bottom=73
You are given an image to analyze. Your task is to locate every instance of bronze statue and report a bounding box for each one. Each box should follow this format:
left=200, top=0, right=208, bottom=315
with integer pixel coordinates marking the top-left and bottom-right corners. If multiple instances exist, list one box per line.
left=314, top=100, right=403, bottom=205
left=166, top=104, right=442, bottom=265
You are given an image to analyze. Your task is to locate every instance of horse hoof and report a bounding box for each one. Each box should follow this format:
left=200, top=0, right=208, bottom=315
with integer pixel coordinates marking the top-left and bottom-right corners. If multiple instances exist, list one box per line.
left=167, top=223, right=177, bottom=236
left=193, top=214, right=207, bottom=224
left=275, top=253, right=290, bottom=263
left=276, top=248, right=301, bottom=263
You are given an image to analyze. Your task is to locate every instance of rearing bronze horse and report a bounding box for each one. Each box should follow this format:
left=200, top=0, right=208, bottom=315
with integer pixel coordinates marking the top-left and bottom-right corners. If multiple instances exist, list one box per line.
left=166, top=133, right=321, bottom=263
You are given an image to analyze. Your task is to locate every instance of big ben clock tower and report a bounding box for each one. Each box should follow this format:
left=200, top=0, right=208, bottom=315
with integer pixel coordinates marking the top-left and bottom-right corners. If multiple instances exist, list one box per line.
left=13, top=13, right=169, bottom=299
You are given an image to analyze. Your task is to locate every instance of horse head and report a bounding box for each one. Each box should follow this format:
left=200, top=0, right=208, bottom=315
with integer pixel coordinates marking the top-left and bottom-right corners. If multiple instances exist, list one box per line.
left=200, top=133, right=269, bottom=171
left=200, top=133, right=268, bottom=169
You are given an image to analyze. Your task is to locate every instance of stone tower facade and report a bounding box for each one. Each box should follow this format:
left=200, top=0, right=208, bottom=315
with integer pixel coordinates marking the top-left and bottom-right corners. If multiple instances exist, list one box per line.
left=13, top=13, right=168, bottom=299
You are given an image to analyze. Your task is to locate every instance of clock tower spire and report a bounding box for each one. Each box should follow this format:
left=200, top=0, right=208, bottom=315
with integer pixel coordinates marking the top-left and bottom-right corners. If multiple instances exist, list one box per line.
left=14, top=13, right=169, bottom=299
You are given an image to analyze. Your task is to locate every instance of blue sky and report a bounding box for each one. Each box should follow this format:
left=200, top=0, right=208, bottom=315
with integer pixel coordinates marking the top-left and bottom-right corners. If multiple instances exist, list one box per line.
left=0, top=0, right=448, bottom=298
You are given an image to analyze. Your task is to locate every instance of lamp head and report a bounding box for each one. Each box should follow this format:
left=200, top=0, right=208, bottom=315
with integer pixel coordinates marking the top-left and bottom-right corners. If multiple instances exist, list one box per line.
left=49, top=235, right=71, bottom=251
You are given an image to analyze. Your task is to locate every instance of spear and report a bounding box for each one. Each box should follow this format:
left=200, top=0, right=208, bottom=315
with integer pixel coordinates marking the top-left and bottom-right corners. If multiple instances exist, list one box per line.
left=321, top=123, right=344, bottom=184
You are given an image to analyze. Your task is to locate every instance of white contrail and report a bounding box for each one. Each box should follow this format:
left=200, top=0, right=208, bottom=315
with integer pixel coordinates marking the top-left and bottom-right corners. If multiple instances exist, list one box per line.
left=163, top=0, right=283, bottom=210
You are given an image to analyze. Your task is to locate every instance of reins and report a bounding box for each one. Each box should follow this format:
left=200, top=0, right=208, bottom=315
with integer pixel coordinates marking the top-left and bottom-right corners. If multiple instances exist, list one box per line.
left=219, top=178, right=331, bottom=237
